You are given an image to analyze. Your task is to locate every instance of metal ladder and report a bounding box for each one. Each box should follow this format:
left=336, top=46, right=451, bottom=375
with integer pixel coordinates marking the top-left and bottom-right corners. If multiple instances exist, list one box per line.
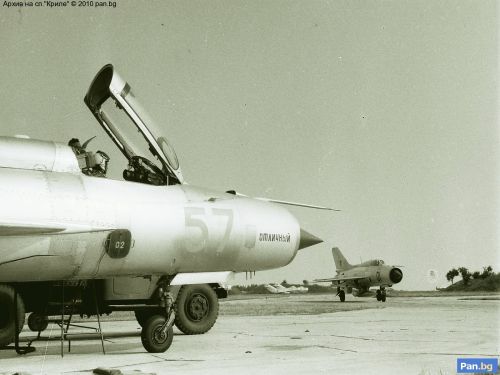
left=57, top=280, right=106, bottom=356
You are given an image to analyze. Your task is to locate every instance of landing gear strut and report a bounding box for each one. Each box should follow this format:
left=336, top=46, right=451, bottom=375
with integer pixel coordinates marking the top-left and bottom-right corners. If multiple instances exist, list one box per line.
left=376, top=287, right=386, bottom=302
left=337, top=287, right=346, bottom=302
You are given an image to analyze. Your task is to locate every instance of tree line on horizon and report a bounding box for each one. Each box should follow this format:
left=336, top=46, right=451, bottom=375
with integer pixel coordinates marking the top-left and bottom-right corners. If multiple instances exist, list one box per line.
left=446, top=266, right=494, bottom=286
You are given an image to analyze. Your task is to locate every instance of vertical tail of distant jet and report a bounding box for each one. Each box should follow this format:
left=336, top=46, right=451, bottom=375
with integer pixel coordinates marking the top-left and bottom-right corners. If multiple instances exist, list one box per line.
left=332, top=247, right=352, bottom=271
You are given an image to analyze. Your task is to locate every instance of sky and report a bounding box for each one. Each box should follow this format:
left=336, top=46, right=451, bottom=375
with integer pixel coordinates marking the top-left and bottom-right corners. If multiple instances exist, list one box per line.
left=0, top=0, right=497, bottom=290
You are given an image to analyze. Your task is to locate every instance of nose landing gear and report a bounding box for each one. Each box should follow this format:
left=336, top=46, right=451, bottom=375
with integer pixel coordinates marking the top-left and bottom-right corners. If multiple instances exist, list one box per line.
left=140, top=286, right=176, bottom=353
left=336, top=287, right=346, bottom=302
left=376, top=287, right=386, bottom=302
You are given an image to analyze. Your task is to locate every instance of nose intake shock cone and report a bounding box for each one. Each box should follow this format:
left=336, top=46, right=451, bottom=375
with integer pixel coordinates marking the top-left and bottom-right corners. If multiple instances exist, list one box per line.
left=298, top=229, right=323, bottom=250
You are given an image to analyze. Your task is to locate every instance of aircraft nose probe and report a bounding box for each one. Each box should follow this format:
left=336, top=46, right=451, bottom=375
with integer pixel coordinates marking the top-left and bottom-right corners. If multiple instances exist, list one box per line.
left=298, top=229, right=323, bottom=250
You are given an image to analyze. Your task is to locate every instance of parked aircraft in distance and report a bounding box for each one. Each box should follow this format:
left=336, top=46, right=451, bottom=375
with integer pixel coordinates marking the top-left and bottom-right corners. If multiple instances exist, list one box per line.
left=264, top=283, right=308, bottom=294
left=314, top=248, right=403, bottom=302
left=0, top=64, right=331, bottom=354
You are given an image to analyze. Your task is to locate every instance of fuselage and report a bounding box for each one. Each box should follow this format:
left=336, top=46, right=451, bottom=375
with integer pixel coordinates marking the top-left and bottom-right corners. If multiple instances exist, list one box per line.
left=0, top=137, right=302, bottom=282
left=337, top=264, right=403, bottom=290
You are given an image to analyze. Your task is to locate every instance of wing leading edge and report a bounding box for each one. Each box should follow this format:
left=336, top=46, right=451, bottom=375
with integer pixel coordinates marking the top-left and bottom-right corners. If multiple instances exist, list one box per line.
left=0, top=223, right=114, bottom=236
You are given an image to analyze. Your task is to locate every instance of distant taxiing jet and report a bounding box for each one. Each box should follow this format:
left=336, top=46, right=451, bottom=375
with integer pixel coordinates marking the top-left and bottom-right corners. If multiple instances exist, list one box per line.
left=314, top=248, right=403, bottom=302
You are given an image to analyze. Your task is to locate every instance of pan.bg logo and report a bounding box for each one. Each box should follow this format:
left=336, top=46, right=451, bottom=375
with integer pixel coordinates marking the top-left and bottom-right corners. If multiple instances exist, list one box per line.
left=456, top=358, right=498, bottom=374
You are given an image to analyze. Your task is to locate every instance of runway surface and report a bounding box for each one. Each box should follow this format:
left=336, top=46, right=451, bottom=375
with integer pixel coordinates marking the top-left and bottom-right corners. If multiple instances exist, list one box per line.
left=0, top=294, right=498, bottom=375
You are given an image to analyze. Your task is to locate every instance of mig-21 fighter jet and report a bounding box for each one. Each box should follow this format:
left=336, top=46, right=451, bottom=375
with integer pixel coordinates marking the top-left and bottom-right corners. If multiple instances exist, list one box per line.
left=0, top=64, right=330, bottom=353
left=314, top=248, right=403, bottom=302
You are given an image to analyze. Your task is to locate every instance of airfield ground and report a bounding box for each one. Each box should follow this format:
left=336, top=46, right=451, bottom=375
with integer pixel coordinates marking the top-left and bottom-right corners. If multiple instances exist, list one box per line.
left=0, top=293, right=498, bottom=375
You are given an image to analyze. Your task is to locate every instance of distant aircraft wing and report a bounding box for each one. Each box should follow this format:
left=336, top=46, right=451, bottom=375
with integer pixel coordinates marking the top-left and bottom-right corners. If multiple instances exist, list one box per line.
left=314, top=276, right=367, bottom=283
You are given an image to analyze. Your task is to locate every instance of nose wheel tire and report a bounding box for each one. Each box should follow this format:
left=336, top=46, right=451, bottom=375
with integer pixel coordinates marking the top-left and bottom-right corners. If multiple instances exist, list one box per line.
left=140, top=315, right=174, bottom=353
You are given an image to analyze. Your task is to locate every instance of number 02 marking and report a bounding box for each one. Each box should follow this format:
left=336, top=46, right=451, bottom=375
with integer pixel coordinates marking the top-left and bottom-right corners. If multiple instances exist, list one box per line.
left=115, top=241, right=125, bottom=249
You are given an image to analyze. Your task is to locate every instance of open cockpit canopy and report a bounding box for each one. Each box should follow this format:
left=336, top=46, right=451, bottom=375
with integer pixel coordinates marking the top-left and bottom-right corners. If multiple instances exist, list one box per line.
left=84, top=64, right=184, bottom=185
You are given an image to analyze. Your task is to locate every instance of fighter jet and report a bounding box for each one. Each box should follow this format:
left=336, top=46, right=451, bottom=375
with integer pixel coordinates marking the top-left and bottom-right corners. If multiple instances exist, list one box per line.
left=314, top=248, right=403, bottom=302
left=0, top=64, right=329, bottom=353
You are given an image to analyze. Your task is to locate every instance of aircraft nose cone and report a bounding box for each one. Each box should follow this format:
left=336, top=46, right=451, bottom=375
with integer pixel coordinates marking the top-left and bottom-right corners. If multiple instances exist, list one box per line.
left=298, top=229, right=323, bottom=250
left=390, top=268, right=403, bottom=284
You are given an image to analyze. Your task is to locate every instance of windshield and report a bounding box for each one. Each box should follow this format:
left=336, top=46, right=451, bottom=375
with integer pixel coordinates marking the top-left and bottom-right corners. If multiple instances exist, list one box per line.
left=123, top=91, right=180, bottom=171
left=84, top=64, right=184, bottom=185
left=100, top=97, right=164, bottom=172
